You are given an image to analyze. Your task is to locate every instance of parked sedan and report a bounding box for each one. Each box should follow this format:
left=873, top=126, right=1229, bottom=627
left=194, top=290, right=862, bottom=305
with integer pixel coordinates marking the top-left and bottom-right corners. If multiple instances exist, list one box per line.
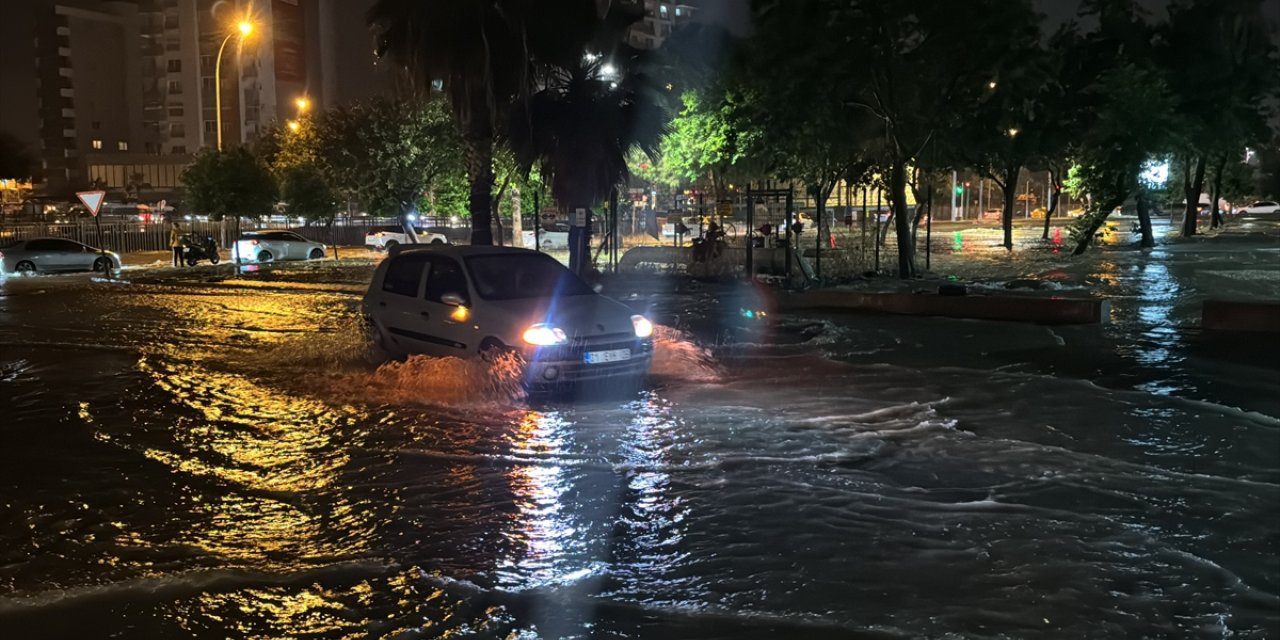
left=0, top=237, right=121, bottom=275
left=234, top=230, right=327, bottom=263
left=1238, top=201, right=1280, bottom=215
left=362, top=245, right=653, bottom=392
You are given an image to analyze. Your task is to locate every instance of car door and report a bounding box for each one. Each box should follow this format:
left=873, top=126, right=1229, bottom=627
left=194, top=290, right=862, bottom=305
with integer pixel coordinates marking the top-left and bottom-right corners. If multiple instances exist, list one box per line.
left=284, top=232, right=310, bottom=258
left=47, top=239, right=89, bottom=271
left=373, top=253, right=446, bottom=356
left=420, top=255, right=475, bottom=355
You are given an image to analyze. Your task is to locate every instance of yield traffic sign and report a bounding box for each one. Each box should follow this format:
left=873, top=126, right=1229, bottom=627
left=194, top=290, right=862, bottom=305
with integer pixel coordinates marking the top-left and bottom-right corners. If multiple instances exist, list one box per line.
left=76, top=190, right=106, bottom=217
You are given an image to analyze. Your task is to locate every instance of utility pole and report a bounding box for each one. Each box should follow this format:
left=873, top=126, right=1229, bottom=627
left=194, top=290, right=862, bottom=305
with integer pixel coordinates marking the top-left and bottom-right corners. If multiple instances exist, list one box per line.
left=951, top=170, right=958, bottom=221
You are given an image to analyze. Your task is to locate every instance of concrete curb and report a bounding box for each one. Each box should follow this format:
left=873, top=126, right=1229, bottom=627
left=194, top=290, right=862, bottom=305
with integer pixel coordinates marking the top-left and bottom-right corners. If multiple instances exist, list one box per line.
left=1202, top=300, right=1280, bottom=333
left=779, top=290, right=1110, bottom=325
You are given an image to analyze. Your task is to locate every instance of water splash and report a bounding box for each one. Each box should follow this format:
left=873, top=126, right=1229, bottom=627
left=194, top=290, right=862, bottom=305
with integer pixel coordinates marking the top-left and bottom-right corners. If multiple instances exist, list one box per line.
left=348, top=352, right=528, bottom=407
left=650, top=325, right=721, bottom=383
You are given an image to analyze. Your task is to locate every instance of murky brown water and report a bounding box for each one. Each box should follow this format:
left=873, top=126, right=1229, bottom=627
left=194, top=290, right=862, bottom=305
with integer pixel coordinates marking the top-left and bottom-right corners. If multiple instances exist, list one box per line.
left=1, top=239, right=1278, bottom=638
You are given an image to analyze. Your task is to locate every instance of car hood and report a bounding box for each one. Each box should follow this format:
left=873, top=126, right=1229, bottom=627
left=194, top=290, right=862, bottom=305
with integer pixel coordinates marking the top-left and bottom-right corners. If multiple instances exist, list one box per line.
left=488, top=293, right=636, bottom=339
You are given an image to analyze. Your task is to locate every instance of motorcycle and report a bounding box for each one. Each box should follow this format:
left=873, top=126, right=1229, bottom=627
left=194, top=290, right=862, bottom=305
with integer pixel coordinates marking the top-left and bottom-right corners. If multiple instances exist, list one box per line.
left=181, top=234, right=220, bottom=266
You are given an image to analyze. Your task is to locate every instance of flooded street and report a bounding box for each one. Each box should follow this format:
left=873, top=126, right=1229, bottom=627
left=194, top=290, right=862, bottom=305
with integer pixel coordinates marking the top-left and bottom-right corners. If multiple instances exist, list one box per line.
left=1, top=236, right=1278, bottom=638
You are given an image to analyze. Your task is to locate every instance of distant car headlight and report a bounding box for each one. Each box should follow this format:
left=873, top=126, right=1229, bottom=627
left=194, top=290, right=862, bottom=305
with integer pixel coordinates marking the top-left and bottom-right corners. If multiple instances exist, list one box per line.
left=523, top=324, right=568, bottom=346
left=631, top=315, right=654, bottom=338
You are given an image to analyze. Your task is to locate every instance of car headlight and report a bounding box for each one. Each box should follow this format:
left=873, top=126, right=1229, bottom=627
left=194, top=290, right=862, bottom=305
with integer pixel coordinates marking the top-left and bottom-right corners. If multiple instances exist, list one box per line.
left=631, top=315, right=654, bottom=338
left=523, top=324, right=567, bottom=346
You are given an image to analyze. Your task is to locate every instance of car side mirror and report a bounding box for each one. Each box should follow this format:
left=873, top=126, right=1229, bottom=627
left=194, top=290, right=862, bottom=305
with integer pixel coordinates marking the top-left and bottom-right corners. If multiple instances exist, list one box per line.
left=441, top=292, right=465, bottom=306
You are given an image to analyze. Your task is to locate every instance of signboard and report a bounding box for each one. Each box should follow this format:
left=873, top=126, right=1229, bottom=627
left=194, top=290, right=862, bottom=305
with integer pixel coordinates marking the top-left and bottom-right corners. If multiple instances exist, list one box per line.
left=76, top=190, right=106, bottom=217
left=573, top=207, right=588, bottom=227
left=717, top=201, right=733, bottom=217
left=76, top=190, right=112, bottom=276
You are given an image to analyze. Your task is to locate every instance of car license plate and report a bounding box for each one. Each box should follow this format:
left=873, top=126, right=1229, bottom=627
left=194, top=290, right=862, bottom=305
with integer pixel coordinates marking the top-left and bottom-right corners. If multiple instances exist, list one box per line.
left=584, top=348, right=630, bottom=364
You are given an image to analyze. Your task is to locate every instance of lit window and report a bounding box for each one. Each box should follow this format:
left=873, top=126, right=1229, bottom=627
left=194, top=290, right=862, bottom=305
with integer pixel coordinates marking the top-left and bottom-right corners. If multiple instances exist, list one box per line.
left=91, top=139, right=103, bottom=150
left=675, top=7, right=682, bottom=16
left=117, top=141, right=128, bottom=151
left=659, top=5, right=668, bottom=18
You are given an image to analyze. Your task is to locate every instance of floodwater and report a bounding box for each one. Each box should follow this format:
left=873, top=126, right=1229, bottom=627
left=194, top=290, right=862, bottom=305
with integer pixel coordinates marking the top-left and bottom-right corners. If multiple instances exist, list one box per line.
left=1, top=227, right=1278, bottom=638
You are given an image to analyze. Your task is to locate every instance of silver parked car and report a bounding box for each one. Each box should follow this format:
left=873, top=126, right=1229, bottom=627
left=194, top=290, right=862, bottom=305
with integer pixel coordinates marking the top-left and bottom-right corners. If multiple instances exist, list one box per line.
left=362, top=245, right=654, bottom=390
left=234, top=230, right=327, bottom=263
left=0, top=237, right=122, bottom=275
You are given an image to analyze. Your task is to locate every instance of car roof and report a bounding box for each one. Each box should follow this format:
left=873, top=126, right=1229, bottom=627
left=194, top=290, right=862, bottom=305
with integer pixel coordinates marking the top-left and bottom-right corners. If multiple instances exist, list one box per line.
left=22, top=237, right=85, bottom=244
left=389, top=244, right=540, bottom=259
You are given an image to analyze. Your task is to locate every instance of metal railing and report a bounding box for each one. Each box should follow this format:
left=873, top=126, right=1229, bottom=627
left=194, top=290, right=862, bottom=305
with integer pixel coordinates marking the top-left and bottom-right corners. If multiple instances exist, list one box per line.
left=0, top=218, right=470, bottom=254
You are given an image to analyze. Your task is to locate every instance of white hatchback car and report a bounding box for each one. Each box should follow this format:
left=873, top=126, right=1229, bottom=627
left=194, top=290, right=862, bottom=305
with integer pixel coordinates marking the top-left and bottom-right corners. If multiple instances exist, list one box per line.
left=234, top=230, right=327, bottom=263
left=362, top=245, right=654, bottom=391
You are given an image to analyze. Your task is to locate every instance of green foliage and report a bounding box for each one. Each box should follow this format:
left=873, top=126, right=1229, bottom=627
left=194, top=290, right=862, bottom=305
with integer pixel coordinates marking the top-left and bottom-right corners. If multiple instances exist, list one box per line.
left=181, top=147, right=277, bottom=221
left=316, top=98, right=465, bottom=217
left=659, top=90, right=762, bottom=195
left=280, top=164, right=339, bottom=223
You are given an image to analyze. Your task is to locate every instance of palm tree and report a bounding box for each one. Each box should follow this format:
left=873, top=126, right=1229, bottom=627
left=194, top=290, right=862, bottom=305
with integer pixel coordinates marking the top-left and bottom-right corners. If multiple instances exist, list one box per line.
left=508, top=10, right=666, bottom=275
left=367, top=0, right=529, bottom=245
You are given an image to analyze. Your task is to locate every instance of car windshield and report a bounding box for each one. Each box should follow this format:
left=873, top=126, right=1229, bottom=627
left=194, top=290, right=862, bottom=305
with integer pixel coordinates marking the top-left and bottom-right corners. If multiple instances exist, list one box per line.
left=465, top=253, right=595, bottom=301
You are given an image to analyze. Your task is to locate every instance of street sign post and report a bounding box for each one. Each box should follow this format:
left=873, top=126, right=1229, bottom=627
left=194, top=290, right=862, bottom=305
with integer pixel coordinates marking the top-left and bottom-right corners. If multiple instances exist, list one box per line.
left=75, top=190, right=111, bottom=277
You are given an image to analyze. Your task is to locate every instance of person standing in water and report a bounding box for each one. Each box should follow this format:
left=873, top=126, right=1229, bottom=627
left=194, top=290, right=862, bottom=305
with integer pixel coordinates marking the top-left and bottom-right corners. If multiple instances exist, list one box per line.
left=170, top=220, right=184, bottom=267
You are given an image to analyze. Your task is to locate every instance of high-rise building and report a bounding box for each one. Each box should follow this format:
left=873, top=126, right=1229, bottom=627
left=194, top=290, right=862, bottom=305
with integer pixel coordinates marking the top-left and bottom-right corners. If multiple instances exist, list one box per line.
left=4, top=0, right=394, bottom=197
left=625, top=1, right=698, bottom=49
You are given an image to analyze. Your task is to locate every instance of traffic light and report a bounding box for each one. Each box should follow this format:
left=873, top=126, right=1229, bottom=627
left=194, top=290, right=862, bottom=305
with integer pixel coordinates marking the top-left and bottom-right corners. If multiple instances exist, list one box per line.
left=955, top=185, right=965, bottom=195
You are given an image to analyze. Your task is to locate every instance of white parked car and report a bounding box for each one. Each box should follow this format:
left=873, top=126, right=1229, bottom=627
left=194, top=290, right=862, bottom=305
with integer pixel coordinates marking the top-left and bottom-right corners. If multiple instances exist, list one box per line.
left=0, top=237, right=121, bottom=274
left=362, top=245, right=654, bottom=391
left=365, top=226, right=448, bottom=251
left=1238, top=201, right=1279, bottom=215
left=520, top=228, right=570, bottom=250
left=234, top=230, right=327, bottom=263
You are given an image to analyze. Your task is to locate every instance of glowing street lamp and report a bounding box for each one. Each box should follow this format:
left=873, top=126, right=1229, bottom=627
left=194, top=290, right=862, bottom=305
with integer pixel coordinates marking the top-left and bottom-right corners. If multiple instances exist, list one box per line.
left=295, top=96, right=310, bottom=113
left=215, top=19, right=254, bottom=150
left=1007, top=128, right=1020, bottom=137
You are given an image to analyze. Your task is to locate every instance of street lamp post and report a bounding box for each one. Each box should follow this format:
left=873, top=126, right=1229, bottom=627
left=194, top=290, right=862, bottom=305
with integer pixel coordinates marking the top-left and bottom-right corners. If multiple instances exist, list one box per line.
left=215, top=21, right=253, bottom=150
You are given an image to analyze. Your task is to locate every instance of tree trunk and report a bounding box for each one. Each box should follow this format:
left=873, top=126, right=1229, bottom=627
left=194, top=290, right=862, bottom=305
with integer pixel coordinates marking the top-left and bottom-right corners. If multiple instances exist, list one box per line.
left=464, top=128, right=495, bottom=246
left=1001, top=166, right=1021, bottom=251
left=889, top=159, right=915, bottom=278
left=491, top=171, right=511, bottom=246
left=1210, top=153, right=1226, bottom=229
left=1042, top=167, right=1061, bottom=240
left=1072, top=174, right=1130, bottom=255
left=398, top=201, right=420, bottom=244
left=1181, top=154, right=1206, bottom=237
left=1135, top=184, right=1154, bottom=248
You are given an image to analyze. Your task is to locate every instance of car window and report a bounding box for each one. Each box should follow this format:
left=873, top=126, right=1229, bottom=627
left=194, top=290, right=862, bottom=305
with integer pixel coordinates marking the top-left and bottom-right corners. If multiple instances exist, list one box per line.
left=49, top=240, right=85, bottom=252
left=284, top=232, right=308, bottom=242
left=25, top=239, right=54, bottom=251
left=382, top=254, right=429, bottom=297
left=424, top=257, right=470, bottom=305
left=1258, top=202, right=1277, bottom=207
left=465, top=253, right=594, bottom=301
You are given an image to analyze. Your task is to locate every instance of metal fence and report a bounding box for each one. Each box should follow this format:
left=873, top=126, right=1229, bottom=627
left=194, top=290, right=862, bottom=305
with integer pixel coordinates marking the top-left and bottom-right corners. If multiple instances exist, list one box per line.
left=0, top=219, right=423, bottom=253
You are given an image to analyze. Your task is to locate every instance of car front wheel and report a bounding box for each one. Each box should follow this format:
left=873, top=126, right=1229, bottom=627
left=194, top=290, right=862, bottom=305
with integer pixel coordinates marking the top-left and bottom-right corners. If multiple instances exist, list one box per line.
left=309, top=248, right=325, bottom=260
left=93, top=257, right=111, bottom=273
left=14, top=260, right=36, bottom=274
left=257, top=250, right=273, bottom=262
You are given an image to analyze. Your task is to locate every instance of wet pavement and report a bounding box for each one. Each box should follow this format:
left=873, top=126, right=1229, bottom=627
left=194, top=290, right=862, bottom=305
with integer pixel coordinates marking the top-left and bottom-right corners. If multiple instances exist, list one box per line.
left=0, top=224, right=1278, bottom=639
